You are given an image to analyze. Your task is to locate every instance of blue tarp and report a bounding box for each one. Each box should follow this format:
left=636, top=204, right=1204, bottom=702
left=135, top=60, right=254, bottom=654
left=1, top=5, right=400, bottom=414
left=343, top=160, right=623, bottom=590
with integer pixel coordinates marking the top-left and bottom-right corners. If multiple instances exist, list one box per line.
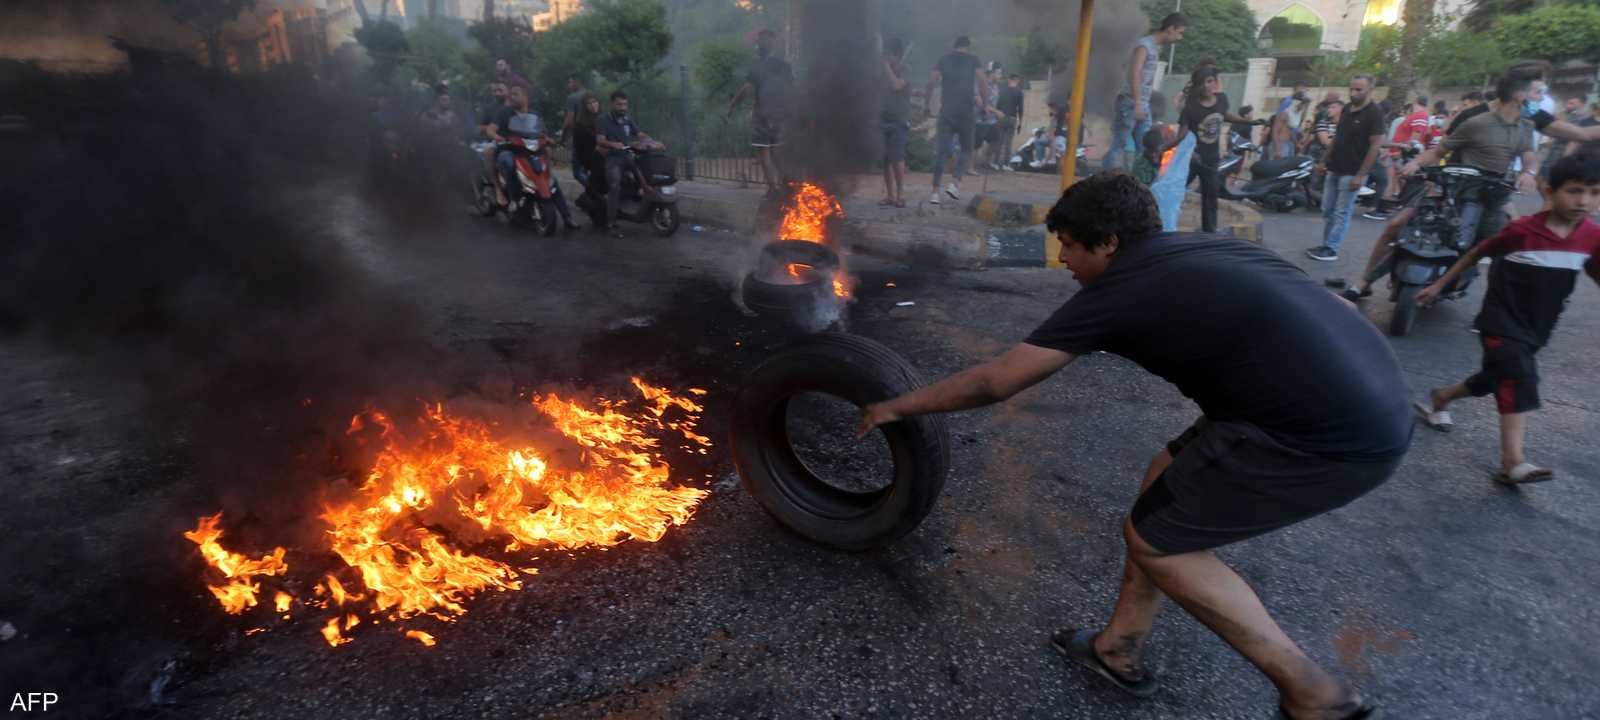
left=1151, top=133, right=1194, bottom=231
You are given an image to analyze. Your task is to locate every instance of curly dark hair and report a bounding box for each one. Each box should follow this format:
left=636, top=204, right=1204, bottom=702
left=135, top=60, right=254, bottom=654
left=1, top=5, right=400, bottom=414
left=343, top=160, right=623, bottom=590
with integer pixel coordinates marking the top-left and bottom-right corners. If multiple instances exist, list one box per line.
left=1045, top=173, right=1162, bottom=251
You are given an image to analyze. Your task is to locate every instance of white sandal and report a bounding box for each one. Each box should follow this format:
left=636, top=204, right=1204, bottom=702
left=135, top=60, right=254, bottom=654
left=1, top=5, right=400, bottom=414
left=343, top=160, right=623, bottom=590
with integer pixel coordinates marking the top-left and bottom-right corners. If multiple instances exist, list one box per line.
left=1412, top=401, right=1453, bottom=432
left=1495, top=462, right=1555, bottom=485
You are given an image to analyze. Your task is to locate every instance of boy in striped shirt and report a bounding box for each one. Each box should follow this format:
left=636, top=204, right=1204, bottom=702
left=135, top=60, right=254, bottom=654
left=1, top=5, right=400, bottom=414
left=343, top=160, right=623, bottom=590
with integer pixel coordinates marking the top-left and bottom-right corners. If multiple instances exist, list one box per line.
left=1413, top=153, right=1600, bottom=484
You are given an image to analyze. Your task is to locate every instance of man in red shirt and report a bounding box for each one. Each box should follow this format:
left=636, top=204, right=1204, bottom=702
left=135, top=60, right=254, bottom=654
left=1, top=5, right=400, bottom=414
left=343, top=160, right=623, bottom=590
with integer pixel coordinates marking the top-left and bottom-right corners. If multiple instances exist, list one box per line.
left=1372, top=96, right=1431, bottom=215
left=1413, top=153, right=1600, bottom=484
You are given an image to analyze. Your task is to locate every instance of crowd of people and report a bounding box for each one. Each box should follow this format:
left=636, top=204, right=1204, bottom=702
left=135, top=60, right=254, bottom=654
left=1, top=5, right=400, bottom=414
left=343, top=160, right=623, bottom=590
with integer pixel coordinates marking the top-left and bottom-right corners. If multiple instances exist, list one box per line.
left=851, top=19, right=1600, bottom=720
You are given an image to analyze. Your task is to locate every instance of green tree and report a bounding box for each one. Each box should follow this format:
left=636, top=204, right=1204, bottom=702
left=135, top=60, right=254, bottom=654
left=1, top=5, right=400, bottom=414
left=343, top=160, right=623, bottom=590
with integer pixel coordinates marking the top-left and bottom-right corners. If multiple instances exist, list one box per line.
left=464, top=16, right=537, bottom=76
left=1348, top=23, right=1400, bottom=81
left=690, top=37, right=751, bottom=99
left=1139, top=0, right=1258, bottom=75
left=405, top=17, right=469, bottom=87
left=1491, top=3, right=1600, bottom=62
left=355, top=20, right=409, bottom=83
left=1415, top=26, right=1506, bottom=88
left=1387, top=0, right=1436, bottom=108
left=160, top=0, right=256, bottom=71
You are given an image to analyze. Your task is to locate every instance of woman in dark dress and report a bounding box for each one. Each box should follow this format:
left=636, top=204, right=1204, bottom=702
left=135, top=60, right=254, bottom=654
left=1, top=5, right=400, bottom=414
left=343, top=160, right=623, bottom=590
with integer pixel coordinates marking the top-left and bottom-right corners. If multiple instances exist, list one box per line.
left=571, top=93, right=605, bottom=193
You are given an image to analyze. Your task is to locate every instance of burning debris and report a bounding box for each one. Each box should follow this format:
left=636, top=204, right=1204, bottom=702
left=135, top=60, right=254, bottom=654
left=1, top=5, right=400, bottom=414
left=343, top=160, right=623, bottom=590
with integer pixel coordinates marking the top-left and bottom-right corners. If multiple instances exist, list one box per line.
left=185, top=378, right=711, bottom=647
left=742, top=182, right=856, bottom=330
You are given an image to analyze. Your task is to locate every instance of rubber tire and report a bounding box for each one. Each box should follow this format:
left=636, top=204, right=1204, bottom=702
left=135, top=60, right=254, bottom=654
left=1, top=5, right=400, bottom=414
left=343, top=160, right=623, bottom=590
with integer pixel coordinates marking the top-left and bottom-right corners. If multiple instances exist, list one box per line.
left=474, top=177, right=497, bottom=217
left=537, top=199, right=560, bottom=237
left=732, top=333, right=950, bottom=550
left=1390, top=284, right=1420, bottom=337
left=652, top=204, right=680, bottom=237
left=757, top=240, right=839, bottom=276
left=741, top=273, right=832, bottom=328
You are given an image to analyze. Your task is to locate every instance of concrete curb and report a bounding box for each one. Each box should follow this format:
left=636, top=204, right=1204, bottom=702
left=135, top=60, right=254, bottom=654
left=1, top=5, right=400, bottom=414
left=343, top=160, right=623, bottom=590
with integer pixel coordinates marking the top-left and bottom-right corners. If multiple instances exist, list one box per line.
left=673, top=183, right=1263, bottom=270
left=962, top=190, right=1267, bottom=267
left=674, top=185, right=988, bottom=269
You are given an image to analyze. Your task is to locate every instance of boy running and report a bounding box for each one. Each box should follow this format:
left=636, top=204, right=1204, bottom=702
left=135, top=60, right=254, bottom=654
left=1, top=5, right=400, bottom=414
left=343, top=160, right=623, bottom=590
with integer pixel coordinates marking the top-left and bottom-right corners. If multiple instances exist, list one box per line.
left=1413, top=153, right=1600, bottom=483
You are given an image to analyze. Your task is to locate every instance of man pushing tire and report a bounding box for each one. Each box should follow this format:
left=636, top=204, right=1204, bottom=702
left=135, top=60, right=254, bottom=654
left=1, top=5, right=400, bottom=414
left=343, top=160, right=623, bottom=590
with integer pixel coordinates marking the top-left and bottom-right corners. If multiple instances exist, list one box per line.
left=856, top=173, right=1409, bottom=719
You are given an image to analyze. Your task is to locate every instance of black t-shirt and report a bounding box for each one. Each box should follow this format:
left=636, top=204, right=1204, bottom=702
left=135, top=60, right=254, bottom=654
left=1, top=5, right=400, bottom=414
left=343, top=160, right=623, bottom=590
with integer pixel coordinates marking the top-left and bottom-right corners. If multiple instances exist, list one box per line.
left=491, top=105, right=516, bottom=136
left=1024, top=233, right=1413, bottom=460
left=598, top=110, right=642, bottom=154
left=747, top=55, right=792, bottom=118
left=935, top=51, right=982, bottom=120
left=1327, top=101, right=1384, bottom=175
left=998, top=86, right=1024, bottom=118
left=1180, top=92, right=1229, bottom=165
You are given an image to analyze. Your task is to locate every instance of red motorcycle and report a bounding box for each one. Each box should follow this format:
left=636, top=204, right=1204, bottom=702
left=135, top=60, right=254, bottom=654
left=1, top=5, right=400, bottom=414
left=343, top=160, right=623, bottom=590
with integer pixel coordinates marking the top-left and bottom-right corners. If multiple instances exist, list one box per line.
left=473, top=117, right=563, bottom=236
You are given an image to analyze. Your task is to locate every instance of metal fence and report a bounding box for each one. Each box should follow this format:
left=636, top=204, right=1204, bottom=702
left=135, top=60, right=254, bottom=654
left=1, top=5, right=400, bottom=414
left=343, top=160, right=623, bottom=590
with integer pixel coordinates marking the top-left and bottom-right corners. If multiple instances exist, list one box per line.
left=660, top=65, right=768, bottom=186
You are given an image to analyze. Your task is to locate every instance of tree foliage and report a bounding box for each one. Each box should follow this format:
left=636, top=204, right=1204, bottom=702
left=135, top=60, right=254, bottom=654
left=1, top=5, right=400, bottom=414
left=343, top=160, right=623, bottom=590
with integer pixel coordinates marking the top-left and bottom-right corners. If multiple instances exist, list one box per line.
left=464, top=16, right=537, bottom=74
left=690, top=37, right=751, bottom=99
left=1490, top=3, right=1600, bottom=62
left=1415, top=25, right=1506, bottom=88
left=405, top=18, right=470, bottom=87
left=1139, top=0, right=1259, bottom=74
left=355, top=20, right=410, bottom=82
left=160, top=0, right=255, bottom=70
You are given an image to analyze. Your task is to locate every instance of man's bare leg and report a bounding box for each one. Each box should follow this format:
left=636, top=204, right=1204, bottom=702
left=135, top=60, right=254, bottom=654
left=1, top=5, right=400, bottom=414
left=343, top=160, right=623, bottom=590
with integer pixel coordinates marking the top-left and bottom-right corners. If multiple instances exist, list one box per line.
left=1352, top=208, right=1414, bottom=293
left=893, top=160, right=906, bottom=203
left=1498, top=411, right=1530, bottom=474
left=759, top=148, right=783, bottom=194
left=1124, top=524, right=1357, bottom=719
left=1090, top=449, right=1171, bottom=676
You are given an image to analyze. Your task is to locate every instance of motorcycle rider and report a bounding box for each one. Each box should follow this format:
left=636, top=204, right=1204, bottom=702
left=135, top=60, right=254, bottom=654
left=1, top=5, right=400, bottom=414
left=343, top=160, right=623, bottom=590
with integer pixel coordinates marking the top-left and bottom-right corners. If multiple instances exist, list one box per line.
left=488, top=83, right=578, bottom=230
left=597, top=90, right=663, bottom=237
left=1344, top=70, right=1600, bottom=300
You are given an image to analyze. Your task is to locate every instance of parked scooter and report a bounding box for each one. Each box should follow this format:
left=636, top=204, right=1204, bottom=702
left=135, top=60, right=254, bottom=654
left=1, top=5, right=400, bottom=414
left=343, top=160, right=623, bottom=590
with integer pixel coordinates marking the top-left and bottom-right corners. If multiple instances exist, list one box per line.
left=576, top=142, right=681, bottom=237
left=1216, top=146, right=1317, bottom=212
left=472, top=113, right=565, bottom=236
left=1384, top=164, right=1514, bottom=336
left=1215, top=130, right=1259, bottom=183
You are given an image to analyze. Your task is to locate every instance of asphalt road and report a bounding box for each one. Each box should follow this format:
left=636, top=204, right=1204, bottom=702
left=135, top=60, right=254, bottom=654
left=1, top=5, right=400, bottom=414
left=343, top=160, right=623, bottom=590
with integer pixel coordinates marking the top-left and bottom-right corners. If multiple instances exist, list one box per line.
left=2, top=187, right=1596, bottom=719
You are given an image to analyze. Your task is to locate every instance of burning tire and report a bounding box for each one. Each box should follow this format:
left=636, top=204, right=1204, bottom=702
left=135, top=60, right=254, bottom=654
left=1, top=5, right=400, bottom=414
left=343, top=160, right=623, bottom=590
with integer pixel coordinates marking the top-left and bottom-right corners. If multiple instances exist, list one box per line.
left=732, top=333, right=950, bottom=550
left=742, top=241, right=843, bottom=330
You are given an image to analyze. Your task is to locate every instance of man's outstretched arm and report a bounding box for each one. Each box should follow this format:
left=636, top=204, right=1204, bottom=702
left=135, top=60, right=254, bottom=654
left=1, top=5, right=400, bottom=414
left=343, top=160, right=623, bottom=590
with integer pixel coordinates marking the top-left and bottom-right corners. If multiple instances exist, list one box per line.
left=858, top=343, right=1076, bottom=436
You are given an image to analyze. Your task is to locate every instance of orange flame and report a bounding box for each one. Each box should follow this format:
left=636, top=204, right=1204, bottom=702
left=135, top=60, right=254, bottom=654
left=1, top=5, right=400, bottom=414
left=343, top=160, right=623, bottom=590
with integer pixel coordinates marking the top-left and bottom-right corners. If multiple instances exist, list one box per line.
left=405, top=629, right=437, bottom=646
left=274, top=591, right=292, bottom=613
left=779, top=182, right=843, bottom=244
left=321, top=617, right=349, bottom=647
left=182, top=514, right=289, bottom=614
left=1159, top=147, right=1176, bottom=174
left=189, top=378, right=710, bottom=644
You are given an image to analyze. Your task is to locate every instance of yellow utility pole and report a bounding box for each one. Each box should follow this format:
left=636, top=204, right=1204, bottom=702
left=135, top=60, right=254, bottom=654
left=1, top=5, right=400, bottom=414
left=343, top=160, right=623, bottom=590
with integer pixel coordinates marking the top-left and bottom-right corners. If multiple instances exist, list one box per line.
left=1061, top=0, right=1095, bottom=189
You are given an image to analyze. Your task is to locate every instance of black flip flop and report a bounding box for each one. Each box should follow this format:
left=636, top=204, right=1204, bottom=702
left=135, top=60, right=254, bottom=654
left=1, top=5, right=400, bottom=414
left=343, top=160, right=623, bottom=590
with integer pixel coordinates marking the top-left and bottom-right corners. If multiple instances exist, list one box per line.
left=1050, top=628, right=1159, bottom=698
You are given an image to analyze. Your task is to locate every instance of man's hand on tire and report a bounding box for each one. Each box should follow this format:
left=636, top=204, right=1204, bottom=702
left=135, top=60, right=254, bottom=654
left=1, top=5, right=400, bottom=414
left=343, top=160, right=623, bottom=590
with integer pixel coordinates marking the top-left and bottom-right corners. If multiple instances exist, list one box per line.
left=857, top=403, right=902, bottom=439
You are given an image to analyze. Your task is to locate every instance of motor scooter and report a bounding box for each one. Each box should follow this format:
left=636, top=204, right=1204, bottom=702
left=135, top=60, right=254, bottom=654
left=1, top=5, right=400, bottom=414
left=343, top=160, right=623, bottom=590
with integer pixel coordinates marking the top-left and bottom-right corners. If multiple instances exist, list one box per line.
left=576, top=142, right=681, bottom=237
left=472, top=113, right=565, bottom=236
left=1384, top=164, right=1514, bottom=336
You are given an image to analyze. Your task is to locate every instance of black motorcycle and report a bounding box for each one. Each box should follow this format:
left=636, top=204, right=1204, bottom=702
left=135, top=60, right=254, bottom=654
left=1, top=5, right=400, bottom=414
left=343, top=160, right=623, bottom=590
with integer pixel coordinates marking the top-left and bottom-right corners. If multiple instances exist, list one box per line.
left=576, top=144, right=682, bottom=237
left=1385, top=164, right=1514, bottom=336
left=1220, top=154, right=1317, bottom=212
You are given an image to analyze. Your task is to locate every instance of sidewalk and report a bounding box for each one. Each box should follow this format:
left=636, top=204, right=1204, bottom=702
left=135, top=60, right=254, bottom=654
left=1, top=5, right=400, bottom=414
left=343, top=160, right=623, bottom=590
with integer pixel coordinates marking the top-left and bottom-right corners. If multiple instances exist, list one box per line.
left=674, top=168, right=1265, bottom=268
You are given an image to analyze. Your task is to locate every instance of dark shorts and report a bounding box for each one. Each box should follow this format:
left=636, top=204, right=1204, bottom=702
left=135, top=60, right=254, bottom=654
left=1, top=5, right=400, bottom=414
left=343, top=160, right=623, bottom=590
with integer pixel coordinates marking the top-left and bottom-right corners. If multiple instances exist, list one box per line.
left=752, top=113, right=783, bottom=148
left=882, top=120, right=908, bottom=163
left=1129, top=418, right=1399, bottom=555
left=1465, top=335, right=1540, bottom=414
